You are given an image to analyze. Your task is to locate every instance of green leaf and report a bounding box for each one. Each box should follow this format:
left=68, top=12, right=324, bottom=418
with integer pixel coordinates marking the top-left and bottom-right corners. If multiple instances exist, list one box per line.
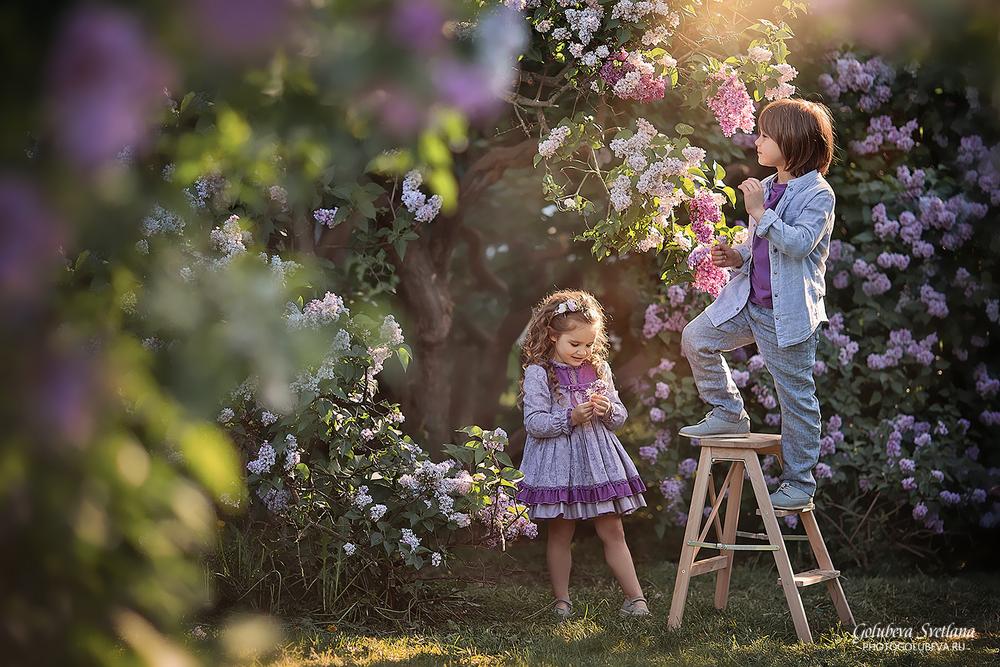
left=397, top=345, right=411, bottom=372
left=674, top=123, right=695, bottom=136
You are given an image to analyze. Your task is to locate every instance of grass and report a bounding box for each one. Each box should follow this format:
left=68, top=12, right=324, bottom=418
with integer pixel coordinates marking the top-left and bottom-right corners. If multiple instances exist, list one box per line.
left=219, top=533, right=1000, bottom=666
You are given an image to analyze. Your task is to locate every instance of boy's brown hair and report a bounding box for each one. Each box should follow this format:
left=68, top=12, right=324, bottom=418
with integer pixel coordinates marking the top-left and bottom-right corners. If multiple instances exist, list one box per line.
left=758, top=99, right=836, bottom=176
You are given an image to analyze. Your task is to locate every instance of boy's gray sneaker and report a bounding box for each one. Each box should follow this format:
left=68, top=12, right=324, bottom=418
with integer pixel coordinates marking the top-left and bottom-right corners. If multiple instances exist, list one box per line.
left=768, top=482, right=815, bottom=511
left=678, top=411, right=750, bottom=438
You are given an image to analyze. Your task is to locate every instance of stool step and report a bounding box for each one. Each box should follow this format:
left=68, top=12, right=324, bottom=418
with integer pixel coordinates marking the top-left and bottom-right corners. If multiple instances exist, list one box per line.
left=778, top=568, right=841, bottom=588
left=688, top=539, right=779, bottom=552
left=690, top=555, right=729, bottom=576
left=756, top=505, right=814, bottom=517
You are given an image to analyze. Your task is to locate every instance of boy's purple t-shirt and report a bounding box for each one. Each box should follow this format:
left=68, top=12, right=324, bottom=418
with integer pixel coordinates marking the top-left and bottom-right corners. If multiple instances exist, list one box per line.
left=749, top=181, right=789, bottom=309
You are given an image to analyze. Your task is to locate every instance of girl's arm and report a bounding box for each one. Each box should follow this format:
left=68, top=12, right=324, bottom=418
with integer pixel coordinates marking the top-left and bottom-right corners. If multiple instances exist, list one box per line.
left=523, top=365, right=572, bottom=438
left=599, top=361, right=628, bottom=431
left=754, top=190, right=835, bottom=259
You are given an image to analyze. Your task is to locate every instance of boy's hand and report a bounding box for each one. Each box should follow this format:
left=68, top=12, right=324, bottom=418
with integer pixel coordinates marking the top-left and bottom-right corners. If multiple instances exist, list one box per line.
left=738, top=178, right=766, bottom=220
left=711, top=240, right=743, bottom=268
left=589, top=394, right=612, bottom=418
left=571, top=402, right=594, bottom=426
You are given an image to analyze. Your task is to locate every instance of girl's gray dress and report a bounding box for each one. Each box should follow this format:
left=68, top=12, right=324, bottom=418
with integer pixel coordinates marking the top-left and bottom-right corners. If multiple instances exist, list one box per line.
left=516, top=359, right=647, bottom=520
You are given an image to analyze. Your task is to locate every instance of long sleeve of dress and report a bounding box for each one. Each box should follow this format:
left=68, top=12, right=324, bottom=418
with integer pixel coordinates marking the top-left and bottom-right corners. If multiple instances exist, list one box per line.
left=523, top=364, right=572, bottom=438
left=599, top=361, right=628, bottom=431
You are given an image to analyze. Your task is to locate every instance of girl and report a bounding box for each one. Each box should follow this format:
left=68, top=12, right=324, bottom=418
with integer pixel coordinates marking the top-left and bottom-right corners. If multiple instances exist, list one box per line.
left=679, top=98, right=837, bottom=512
left=515, top=289, right=649, bottom=618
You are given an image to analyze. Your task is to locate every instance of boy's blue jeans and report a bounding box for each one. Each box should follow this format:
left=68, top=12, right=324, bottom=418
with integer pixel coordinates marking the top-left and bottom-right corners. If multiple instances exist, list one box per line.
left=681, top=301, right=821, bottom=496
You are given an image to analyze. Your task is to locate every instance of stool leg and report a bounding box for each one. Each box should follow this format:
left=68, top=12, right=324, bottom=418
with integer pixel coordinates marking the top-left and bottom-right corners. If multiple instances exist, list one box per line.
left=668, top=446, right=713, bottom=629
left=714, top=460, right=744, bottom=610
left=742, top=451, right=813, bottom=643
left=801, top=511, right=855, bottom=628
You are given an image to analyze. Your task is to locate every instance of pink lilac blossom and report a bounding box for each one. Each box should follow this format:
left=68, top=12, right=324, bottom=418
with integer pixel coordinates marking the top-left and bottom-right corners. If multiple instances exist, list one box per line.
left=765, top=63, right=798, bottom=101
left=850, top=116, right=918, bottom=154
left=687, top=245, right=729, bottom=297
left=649, top=357, right=676, bottom=376
left=896, top=166, right=926, bottom=198
left=688, top=188, right=724, bottom=242
left=885, top=431, right=903, bottom=458
left=818, top=53, right=895, bottom=111
left=707, top=66, right=756, bottom=137
left=919, top=284, right=949, bottom=318
left=599, top=50, right=665, bottom=103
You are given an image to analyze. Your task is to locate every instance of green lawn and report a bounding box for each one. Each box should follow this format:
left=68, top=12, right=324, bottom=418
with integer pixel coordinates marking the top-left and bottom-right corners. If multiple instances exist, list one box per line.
left=233, top=535, right=999, bottom=666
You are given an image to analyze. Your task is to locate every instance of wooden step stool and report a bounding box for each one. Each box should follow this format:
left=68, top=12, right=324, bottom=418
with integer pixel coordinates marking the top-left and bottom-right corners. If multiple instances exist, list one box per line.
left=667, top=433, right=855, bottom=643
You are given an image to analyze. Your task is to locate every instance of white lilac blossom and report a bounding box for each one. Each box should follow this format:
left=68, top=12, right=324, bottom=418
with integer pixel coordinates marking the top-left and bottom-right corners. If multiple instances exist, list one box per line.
left=218, top=407, right=235, bottom=424
left=748, top=46, right=772, bottom=63
left=538, top=125, right=571, bottom=158
left=431, top=552, right=443, bottom=567
left=210, top=215, right=249, bottom=264
left=400, top=528, right=421, bottom=550
left=142, top=204, right=185, bottom=236
left=369, top=504, right=388, bottom=522
left=609, top=174, right=633, bottom=212
left=260, top=410, right=278, bottom=426
left=257, top=487, right=290, bottom=512
left=343, top=542, right=356, bottom=556
left=354, top=485, right=373, bottom=509
left=283, top=434, right=300, bottom=471
left=247, top=443, right=276, bottom=475
left=268, top=185, right=289, bottom=212
left=287, top=292, right=349, bottom=330
left=482, top=427, right=508, bottom=452
left=380, top=314, right=405, bottom=346
left=401, top=170, right=443, bottom=223
left=263, top=254, right=301, bottom=285
left=185, top=173, right=226, bottom=209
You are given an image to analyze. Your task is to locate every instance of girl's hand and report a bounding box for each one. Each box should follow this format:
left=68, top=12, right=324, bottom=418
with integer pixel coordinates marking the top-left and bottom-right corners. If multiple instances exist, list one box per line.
left=738, top=178, right=766, bottom=220
left=571, top=402, right=594, bottom=426
left=711, top=240, right=743, bottom=268
left=589, top=394, right=612, bottom=418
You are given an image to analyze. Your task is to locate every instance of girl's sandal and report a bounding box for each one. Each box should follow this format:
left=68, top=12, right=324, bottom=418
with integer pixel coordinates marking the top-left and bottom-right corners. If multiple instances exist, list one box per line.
left=553, top=598, right=574, bottom=619
left=619, top=596, right=650, bottom=617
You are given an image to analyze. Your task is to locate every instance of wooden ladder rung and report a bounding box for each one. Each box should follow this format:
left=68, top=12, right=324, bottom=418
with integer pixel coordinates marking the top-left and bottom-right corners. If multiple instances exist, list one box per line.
left=690, top=555, right=729, bottom=576
left=735, top=529, right=809, bottom=542
left=756, top=506, right=814, bottom=517
left=778, top=568, right=841, bottom=588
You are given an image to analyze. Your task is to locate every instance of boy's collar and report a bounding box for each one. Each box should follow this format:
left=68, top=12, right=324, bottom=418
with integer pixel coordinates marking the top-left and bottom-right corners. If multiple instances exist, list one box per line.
left=763, top=169, right=820, bottom=192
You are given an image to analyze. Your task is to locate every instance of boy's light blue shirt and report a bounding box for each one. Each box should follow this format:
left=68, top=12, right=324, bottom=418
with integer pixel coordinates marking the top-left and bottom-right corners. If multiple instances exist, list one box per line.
left=704, top=169, right=836, bottom=348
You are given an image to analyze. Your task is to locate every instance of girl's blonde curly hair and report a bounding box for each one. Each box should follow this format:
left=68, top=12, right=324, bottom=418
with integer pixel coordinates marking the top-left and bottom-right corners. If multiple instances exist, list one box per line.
left=517, top=289, right=610, bottom=406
